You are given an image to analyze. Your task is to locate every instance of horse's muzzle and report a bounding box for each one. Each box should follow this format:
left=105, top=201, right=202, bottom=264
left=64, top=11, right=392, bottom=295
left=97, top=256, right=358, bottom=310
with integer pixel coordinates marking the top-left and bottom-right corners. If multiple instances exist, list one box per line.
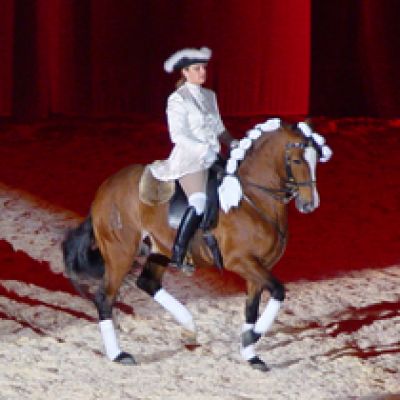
left=295, top=197, right=316, bottom=214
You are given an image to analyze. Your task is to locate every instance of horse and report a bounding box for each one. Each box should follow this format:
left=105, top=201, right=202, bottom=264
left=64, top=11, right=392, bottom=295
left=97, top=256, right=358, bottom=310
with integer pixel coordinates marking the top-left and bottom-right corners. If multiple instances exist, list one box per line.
left=62, top=118, right=331, bottom=371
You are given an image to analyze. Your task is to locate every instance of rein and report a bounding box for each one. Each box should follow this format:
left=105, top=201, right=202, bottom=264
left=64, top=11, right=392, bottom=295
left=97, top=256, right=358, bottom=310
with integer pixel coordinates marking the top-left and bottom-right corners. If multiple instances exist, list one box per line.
left=242, top=192, right=287, bottom=243
left=244, top=181, right=295, bottom=204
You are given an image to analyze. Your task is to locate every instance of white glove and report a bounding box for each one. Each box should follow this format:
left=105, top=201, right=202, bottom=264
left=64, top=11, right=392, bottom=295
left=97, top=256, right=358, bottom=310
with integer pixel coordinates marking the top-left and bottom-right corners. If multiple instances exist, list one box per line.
left=204, top=147, right=217, bottom=163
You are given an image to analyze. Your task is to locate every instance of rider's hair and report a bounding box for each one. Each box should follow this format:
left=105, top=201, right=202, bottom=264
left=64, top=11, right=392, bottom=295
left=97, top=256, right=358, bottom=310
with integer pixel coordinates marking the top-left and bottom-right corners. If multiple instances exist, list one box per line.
left=175, top=70, right=187, bottom=89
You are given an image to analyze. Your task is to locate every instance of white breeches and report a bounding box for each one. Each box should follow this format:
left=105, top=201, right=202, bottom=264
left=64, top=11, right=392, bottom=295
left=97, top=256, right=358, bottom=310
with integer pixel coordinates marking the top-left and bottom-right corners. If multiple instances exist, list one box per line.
left=179, top=170, right=208, bottom=215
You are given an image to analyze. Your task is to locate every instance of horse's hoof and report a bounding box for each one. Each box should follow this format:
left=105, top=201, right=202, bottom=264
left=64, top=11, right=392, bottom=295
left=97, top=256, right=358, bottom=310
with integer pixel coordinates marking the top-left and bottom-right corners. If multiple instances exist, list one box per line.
left=181, top=331, right=200, bottom=351
left=248, top=356, right=269, bottom=372
left=181, top=328, right=198, bottom=346
left=113, top=351, right=137, bottom=365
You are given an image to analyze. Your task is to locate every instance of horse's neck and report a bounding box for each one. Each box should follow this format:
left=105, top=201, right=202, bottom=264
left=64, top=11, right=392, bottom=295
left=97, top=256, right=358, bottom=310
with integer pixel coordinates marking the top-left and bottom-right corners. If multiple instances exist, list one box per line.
left=239, top=133, right=286, bottom=190
left=238, top=132, right=289, bottom=222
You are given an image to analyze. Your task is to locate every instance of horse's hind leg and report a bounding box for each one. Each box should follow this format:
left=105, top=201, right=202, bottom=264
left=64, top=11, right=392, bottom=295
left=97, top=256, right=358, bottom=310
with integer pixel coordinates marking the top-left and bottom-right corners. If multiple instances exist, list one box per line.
left=95, top=247, right=137, bottom=365
left=136, top=254, right=197, bottom=344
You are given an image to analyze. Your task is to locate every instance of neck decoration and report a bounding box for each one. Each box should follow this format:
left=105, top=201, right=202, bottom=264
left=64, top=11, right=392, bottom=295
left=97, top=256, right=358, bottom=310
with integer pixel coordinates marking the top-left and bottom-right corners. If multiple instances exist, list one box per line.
left=218, top=118, right=332, bottom=213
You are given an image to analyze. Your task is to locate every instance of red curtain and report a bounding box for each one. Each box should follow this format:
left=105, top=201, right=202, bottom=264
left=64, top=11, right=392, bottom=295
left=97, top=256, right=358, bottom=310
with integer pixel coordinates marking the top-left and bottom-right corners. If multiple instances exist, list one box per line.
left=2, top=1, right=399, bottom=119
left=212, top=0, right=310, bottom=116
left=0, top=0, right=14, bottom=116
left=0, top=0, right=310, bottom=118
left=310, top=0, right=400, bottom=117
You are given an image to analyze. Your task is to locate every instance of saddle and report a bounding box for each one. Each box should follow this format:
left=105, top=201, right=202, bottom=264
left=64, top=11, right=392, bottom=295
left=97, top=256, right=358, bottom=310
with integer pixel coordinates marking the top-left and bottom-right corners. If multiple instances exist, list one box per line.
left=169, top=159, right=225, bottom=270
left=168, top=157, right=225, bottom=230
left=139, top=158, right=226, bottom=270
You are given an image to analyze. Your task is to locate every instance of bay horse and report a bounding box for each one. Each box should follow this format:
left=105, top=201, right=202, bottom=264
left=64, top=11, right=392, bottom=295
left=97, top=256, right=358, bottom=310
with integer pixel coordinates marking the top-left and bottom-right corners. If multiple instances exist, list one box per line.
left=62, top=119, right=331, bottom=371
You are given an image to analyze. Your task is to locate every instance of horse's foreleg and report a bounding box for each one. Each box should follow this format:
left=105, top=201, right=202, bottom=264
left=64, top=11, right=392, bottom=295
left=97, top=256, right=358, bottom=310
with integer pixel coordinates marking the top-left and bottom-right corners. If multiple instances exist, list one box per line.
left=241, top=274, right=285, bottom=371
left=244, top=281, right=262, bottom=326
left=136, top=254, right=197, bottom=343
left=241, top=282, right=262, bottom=361
left=254, top=275, right=284, bottom=334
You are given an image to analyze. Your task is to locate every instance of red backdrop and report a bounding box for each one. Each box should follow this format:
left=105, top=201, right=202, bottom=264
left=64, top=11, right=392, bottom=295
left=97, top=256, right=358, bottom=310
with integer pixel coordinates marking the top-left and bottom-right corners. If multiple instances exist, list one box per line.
left=1, top=0, right=310, bottom=118
left=0, top=0, right=399, bottom=118
left=310, top=0, right=400, bottom=117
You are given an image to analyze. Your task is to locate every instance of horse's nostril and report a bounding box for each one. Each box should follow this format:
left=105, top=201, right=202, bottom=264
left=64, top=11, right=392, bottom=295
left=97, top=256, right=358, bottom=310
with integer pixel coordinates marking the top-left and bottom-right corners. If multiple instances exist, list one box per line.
left=305, top=203, right=315, bottom=213
left=300, top=202, right=314, bottom=214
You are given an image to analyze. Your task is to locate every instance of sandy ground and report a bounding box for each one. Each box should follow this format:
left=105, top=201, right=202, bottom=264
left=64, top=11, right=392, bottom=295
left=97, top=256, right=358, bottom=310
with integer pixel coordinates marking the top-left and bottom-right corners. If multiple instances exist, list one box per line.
left=1, top=184, right=400, bottom=400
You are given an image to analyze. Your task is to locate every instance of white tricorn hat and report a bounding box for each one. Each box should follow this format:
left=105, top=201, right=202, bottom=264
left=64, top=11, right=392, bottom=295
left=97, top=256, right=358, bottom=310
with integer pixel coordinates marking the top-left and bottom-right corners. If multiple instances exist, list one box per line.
left=164, top=47, right=212, bottom=73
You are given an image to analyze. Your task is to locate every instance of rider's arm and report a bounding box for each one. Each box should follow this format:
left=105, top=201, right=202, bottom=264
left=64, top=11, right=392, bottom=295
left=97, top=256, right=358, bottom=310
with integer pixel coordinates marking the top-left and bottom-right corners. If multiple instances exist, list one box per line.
left=219, top=130, right=239, bottom=149
left=212, top=92, right=238, bottom=149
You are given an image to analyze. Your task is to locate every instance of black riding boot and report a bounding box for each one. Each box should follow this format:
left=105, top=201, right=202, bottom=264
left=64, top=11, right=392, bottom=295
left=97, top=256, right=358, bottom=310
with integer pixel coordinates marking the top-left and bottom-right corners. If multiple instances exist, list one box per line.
left=170, top=206, right=202, bottom=271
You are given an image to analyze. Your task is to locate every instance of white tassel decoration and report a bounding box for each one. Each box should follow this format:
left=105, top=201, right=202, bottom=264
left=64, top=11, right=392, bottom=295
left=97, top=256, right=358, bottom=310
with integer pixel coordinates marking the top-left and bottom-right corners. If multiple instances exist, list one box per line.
left=320, top=145, right=333, bottom=162
left=230, top=147, right=246, bottom=161
left=311, top=132, right=325, bottom=146
left=218, top=175, right=243, bottom=213
left=297, top=121, right=313, bottom=137
left=239, top=137, right=252, bottom=150
left=247, top=129, right=262, bottom=140
left=255, top=118, right=281, bottom=132
left=226, top=158, right=238, bottom=174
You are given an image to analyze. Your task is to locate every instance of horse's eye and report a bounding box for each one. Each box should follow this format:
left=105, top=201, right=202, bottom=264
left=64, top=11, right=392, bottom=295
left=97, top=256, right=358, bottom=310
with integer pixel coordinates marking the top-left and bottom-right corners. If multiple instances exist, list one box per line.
left=293, top=159, right=302, bottom=165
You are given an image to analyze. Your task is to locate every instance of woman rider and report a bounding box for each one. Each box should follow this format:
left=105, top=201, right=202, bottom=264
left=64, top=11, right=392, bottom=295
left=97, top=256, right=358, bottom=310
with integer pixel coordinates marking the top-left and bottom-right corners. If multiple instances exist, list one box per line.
left=149, top=46, right=236, bottom=271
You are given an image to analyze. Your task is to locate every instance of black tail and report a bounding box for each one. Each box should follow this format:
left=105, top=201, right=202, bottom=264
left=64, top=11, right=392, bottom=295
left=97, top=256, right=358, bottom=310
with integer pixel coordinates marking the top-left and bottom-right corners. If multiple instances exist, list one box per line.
left=62, top=217, right=105, bottom=284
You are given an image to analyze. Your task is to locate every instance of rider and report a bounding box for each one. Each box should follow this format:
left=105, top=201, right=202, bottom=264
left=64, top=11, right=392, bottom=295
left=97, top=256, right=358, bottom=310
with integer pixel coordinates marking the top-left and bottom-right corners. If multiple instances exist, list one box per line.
left=149, top=46, right=237, bottom=271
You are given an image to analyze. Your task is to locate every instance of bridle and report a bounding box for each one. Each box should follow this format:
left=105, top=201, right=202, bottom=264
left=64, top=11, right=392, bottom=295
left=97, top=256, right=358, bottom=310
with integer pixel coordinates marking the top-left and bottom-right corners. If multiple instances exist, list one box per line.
left=240, top=138, right=317, bottom=242
left=245, top=139, right=317, bottom=205
left=284, top=140, right=317, bottom=195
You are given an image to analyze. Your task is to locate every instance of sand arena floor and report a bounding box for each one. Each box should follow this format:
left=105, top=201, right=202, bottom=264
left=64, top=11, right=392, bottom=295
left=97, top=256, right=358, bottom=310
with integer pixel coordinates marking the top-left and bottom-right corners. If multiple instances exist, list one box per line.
left=0, top=117, right=399, bottom=399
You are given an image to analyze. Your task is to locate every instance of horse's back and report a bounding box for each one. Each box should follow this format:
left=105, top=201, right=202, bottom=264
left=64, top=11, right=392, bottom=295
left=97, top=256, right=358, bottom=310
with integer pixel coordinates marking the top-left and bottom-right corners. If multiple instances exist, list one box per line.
left=93, top=163, right=144, bottom=204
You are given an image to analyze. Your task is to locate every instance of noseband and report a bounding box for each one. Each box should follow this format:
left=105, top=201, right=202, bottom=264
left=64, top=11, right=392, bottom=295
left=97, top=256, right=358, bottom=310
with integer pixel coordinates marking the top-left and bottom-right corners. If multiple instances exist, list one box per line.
left=284, top=141, right=316, bottom=195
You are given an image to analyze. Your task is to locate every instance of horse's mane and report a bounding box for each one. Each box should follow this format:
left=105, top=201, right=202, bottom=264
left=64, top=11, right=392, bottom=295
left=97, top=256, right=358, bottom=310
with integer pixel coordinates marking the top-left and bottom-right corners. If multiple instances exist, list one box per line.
left=237, top=126, right=295, bottom=182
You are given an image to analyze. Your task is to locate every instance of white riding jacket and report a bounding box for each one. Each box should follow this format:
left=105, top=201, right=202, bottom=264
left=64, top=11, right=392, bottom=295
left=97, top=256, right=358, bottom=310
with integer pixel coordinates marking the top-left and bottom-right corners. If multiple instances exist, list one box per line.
left=149, top=82, right=225, bottom=181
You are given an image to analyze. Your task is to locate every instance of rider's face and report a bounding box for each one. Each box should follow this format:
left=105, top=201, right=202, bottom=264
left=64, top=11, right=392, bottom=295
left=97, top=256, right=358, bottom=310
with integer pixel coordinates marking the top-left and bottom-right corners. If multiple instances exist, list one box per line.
left=183, top=63, right=207, bottom=85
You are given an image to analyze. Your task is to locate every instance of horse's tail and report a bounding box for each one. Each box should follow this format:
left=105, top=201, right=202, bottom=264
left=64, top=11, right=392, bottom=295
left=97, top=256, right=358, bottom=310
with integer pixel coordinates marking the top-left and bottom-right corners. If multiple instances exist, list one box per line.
left=62, top=216, right=105, bottom=297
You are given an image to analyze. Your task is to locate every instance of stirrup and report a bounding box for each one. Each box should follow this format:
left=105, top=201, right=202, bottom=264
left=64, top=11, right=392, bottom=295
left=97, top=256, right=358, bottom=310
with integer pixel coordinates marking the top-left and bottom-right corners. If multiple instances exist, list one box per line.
left=170, top=263, right=195, bottom=276
left=169, top=258, right=195, bottom=276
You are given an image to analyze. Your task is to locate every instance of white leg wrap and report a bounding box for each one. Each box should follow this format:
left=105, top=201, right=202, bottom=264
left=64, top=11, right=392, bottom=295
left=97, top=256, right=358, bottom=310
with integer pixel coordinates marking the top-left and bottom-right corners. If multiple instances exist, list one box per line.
left=99, top=319, right=121, bottom=361
left=254, top=298, right=282, bottom=335
left=154, top=288, right=196, bottom=332
left=241, top=344, right=257, bottom=361
left=240, top=300, right=281, bottom=362
left=240, top=323, right=256, bottom=361
left=242, top=323, right=255, bottom=332
left=188, top=192, right=207, bottom=215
